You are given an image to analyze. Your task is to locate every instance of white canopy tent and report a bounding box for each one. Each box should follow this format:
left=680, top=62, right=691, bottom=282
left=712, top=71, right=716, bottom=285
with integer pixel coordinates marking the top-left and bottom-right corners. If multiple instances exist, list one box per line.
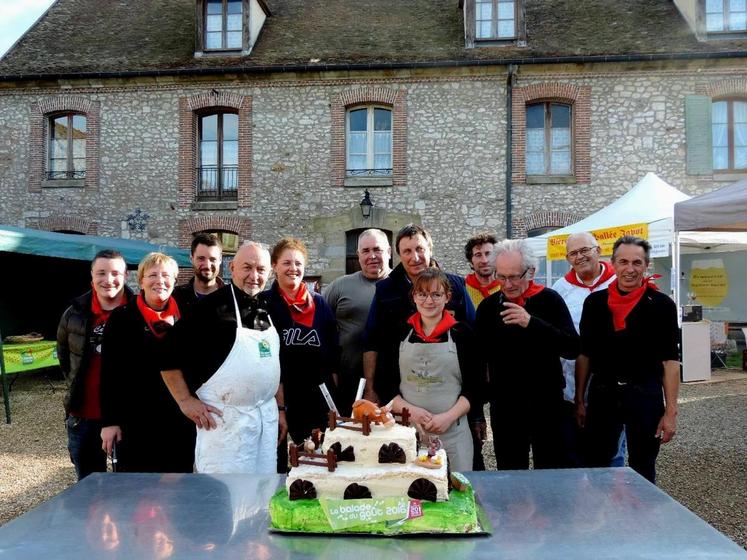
left=673, top=179, right=747, bottom=317
left=524, top=173, right=747, bottom=288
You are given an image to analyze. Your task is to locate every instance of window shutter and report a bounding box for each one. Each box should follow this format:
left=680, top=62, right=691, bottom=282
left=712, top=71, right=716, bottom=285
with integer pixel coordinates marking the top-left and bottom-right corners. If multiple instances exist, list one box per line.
left=685, top=95, right=713, bottom=175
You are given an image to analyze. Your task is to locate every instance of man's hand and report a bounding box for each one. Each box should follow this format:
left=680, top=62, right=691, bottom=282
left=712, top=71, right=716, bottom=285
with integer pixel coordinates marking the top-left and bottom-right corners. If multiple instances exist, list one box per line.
left=655, top=412, right=677, bottom=443
left=500, top=302, right=531, bottom=328
left=423, top=413, right=453, bottom=435
left=178, top=395, right=223, bottom=430
left=101, top=425, right=122, bottom=456
left=277, top=411, right=288, bottom=447
left=575, top=401, right=586, bottom=428
left=471, top=420, right=487, bottom=443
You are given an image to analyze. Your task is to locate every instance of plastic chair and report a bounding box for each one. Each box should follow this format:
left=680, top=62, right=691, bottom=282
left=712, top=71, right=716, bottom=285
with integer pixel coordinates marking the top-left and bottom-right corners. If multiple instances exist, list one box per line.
left=709, top=321, right=729, bottom=368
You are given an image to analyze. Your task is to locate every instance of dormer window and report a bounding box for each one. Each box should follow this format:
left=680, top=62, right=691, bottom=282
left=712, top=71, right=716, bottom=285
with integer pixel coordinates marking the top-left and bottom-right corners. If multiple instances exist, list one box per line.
left=195, top=0, right=269, bottom=56
left=475, top=0, right=516, bottom=39
left=706, top=0, right=747, bottom=33
left=206, top=0, right=242, bottom=50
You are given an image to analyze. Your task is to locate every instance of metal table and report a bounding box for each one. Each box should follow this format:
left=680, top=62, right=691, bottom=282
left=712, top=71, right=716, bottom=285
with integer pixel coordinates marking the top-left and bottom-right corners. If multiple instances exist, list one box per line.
left=1, top=468, right=744, bottom=559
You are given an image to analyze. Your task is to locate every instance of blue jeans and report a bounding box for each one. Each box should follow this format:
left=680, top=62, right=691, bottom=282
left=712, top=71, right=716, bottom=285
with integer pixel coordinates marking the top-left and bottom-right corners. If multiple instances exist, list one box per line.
left=66, top=416, right=107, bottom=480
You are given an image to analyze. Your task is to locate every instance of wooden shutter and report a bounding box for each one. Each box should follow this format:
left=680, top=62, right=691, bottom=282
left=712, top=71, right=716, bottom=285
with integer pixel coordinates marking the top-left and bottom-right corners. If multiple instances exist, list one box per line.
left=685, top=95, right=713, bottom=175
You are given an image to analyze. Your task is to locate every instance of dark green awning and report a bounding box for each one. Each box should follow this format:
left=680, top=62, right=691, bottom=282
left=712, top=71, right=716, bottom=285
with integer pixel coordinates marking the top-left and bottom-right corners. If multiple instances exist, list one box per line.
left=0, top=225, right=190, bottom=267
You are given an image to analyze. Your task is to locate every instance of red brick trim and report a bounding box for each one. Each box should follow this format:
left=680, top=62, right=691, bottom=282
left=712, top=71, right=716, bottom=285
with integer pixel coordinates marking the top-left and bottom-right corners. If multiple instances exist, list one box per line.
left=330, top=87, right=407, bottom=187
left=512, top=83, right=591, bottom=185
left=178, top=91, right=252, bottom=208
left=35, top=216, right=98, bottom=235
left=28, top=96, right=101, bottom=192
left=512, top=210, right=582, bottom=238
left=700, top=78, right=747, bottom=98
left=178, top=216, right=252, bottom=247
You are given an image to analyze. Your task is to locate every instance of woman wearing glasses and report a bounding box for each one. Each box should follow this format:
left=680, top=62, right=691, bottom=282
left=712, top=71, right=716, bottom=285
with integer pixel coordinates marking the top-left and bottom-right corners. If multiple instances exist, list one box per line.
left=100, top=252, right=195, bottom=472
left=389, top=268, right=482, bottom=472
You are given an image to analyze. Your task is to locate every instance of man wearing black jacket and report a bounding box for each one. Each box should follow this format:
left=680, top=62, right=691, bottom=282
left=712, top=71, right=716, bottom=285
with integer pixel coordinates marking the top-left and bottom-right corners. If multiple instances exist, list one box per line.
left=57, top=250, right=131, bottom=479
left=476, top=239, right=579, bottom=470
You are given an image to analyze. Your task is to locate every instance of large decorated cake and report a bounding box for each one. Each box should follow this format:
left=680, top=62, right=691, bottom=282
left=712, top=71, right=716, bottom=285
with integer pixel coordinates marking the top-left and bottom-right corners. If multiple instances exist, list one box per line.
left=269, top=400, right=487, bottom=535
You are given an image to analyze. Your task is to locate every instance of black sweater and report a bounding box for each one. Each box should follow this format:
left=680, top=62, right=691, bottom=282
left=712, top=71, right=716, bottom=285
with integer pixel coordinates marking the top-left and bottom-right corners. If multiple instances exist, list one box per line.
left=475, top=288, right=579, bottom=404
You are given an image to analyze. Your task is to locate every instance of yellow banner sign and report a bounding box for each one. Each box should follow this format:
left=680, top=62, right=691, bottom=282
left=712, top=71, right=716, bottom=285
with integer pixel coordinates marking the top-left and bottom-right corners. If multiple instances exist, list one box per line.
left=547, top=223, right=649, bottom=261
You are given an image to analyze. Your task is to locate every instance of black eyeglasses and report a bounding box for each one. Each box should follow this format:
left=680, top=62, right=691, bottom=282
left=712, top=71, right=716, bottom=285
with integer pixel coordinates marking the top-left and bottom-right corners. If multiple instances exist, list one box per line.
left=495, top=268, right=529, bottom=284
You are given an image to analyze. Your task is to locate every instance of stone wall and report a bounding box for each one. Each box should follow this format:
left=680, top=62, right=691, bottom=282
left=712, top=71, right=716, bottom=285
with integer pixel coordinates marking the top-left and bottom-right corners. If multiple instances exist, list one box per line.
left=0, top=63, right=745, bottom=281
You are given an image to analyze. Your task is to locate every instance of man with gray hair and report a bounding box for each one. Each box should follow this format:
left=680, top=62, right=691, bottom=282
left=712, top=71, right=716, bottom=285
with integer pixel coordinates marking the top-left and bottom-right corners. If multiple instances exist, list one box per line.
left=552, top=232, right=616, bottom=466
left=475, top=239, right=579, bottom=470
left=161, top=241, right=286, bottom=474
left=323, top=229, right=391, bottom=415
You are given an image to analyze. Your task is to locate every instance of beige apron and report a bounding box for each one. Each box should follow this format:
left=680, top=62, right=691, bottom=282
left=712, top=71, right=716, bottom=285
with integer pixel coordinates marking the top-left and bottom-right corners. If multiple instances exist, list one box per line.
left=398, top=328, right=473, bottom=472
left=194, top=286, right=281, bottom=473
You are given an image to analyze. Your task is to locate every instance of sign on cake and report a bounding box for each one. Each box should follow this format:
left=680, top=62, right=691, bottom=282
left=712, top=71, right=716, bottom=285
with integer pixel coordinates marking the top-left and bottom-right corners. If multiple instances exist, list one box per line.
left=320, top=497, right=423, bottom=530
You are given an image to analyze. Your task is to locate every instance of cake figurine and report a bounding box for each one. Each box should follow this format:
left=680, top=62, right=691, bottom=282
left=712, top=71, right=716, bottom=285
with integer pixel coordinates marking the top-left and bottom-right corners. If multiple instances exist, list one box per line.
left=351, top=398, right=395, bottom=428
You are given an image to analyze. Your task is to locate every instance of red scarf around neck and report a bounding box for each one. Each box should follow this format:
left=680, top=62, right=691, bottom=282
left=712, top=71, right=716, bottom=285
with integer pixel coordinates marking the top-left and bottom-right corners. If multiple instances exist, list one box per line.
left=279, top=281, right=315, bottom=328
left=136, top=293, right=180, bottom=339
left=508, top=280, right=545, bottom=307
left=564, top=260, right=616, bottom=291
left=607, top=277, right=659, bottom=331
left=465, top=273, right=502, bottom=299
left=407, top=311, right=457, bottom=343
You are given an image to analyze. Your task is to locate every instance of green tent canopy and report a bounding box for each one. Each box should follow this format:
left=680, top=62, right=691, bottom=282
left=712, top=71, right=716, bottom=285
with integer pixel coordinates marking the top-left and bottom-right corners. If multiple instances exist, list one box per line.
left=0, top=225, right=191, bottom=267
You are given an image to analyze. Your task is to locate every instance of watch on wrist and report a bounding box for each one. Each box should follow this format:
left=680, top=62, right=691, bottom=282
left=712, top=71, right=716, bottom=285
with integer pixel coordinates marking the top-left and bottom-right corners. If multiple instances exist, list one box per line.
left=278, top=405, right=287, bottom=412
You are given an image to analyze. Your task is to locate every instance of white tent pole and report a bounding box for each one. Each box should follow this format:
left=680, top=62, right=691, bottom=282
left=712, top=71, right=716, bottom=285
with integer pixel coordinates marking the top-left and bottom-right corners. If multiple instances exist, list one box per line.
left=674, top=231, right=682, bottom=327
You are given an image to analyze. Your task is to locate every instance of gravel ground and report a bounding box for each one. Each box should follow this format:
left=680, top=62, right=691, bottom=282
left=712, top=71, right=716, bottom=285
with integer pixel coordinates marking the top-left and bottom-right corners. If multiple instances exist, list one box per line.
left=1, top=369, right=746, bottom=550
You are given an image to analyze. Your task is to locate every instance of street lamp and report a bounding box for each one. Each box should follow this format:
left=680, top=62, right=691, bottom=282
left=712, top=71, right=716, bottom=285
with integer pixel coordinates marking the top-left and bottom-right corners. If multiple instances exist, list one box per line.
left=360, top=189, right=373, bottom=219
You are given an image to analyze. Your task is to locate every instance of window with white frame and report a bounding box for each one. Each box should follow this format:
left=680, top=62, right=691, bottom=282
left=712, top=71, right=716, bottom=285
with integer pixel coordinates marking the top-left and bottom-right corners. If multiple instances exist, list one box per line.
left=712, top=99, right=747, bottom=171
left=346, top=106, right=392, bottom=177
left=706, top=0, right=747, bottom=32
left=475, top=0, right=516, bottom=39
left=205, top=0, right=243, bottom=50
left=48, top=113, right=86, bottom=180
left=525, top=102, right=572, bottom=176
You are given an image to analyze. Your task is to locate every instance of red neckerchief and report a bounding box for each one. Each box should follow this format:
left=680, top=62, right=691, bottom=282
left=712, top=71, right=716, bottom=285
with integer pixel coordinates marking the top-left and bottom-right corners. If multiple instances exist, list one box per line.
left=90, top=290, right=114, bottom=326
left=465, top=273, right=502, bottom=299
left=279, top=282, right=315, bottom=328
left=407, top=311, right=457, bottom=343
left=607, top=277, right=660, bottom=332
left=564, top=261, right=616, bottom=291
left=508, top=280, right=545, bottom=307
left=135, top=293, right=180, bottom=339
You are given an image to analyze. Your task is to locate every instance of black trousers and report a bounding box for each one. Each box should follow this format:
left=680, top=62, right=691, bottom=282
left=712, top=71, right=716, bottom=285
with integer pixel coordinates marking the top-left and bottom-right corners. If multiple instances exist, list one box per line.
left=490, top=396, right=569, bottom=470
left=584, top=378, right=664, bottom=484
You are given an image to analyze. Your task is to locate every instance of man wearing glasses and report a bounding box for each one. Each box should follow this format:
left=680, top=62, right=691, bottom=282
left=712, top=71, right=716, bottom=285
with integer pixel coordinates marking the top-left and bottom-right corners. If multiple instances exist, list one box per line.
left=475, top=239, right=579, bottom=470
left=551, top=232, right=616, bottom=466
left=323, top=229, right=392, bottom=415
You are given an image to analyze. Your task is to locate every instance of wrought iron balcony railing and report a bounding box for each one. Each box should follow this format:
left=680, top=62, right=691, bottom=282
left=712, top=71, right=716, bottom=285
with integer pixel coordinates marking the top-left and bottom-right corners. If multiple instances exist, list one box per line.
left=197, top=165, right=238, bottom=200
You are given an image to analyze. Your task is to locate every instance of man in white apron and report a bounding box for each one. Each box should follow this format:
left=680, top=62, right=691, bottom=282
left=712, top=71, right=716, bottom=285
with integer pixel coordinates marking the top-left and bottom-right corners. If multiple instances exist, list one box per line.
left=161, top=242, right=286, bottom=474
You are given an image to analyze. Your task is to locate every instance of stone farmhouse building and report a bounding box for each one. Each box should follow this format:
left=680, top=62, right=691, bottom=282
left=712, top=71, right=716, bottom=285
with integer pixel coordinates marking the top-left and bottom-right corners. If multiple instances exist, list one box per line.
left=1, top=0, right=747, bottom=284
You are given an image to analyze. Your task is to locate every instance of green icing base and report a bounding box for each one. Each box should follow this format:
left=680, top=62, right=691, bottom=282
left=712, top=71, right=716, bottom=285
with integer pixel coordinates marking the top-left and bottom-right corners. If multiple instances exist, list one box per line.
left=269, top=484, right=486, bottom=535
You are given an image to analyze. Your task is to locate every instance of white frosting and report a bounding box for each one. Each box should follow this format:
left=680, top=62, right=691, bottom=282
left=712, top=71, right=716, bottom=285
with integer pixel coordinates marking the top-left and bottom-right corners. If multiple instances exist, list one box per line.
left=322, top=422, right=418, bottom=466
left=287, top=449, right=449, bottom=502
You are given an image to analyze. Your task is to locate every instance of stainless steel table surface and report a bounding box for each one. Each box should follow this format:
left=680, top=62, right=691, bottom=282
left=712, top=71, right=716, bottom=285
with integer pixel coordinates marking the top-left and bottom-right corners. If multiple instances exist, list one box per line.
left=1, top=468, right=744, bottom=559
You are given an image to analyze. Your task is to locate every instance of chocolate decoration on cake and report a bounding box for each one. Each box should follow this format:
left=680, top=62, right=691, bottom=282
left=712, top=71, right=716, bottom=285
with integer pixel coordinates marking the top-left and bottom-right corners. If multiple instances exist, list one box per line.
left=343, top=483, right=372, bottom=500
left=378, top=442, right=406, bottom=464
left=289, top=479, right=317, bottom=501
left=408, top=478, right=438, bottom=502
left=329, top=442, right=356, bottom=462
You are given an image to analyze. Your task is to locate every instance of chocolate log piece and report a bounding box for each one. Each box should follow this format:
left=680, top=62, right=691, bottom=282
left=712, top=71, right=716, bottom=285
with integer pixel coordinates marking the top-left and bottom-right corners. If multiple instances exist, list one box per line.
left=378, top=442, right=406, bottom=464
left=329, top=442, right=355, bottom=462
left=450, top=472, right=470, bottom=492
left=343, top=483, right=373, bottom=500
left=289, top=479, right=317, bottom=501
left=408, top=478, right=438, bottom=502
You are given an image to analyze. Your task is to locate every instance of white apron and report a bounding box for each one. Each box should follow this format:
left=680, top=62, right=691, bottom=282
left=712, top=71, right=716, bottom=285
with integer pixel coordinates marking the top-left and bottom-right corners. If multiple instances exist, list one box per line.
left=194, top=286, right=281, bottom=474
left=399, top=328, right=473, bottom=472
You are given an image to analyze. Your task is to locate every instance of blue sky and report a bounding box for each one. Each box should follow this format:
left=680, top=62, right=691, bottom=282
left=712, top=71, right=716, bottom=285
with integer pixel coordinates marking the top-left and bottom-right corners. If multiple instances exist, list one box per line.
left=0, top=0, right=56, bottom=58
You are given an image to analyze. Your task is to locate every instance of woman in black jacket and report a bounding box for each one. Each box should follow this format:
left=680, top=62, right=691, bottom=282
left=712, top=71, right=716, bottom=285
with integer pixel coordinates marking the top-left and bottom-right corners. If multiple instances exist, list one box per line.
left=100, top=252, right=195, bottom=473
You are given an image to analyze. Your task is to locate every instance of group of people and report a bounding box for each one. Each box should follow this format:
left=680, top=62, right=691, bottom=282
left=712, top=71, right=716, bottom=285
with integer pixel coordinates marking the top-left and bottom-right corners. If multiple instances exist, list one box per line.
left=57, top=224, right=679, bottom=485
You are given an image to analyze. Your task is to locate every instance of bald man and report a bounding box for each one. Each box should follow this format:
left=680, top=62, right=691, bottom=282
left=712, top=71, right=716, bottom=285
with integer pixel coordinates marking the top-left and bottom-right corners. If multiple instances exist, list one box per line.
left=161, top=242, right=286, bottom=473
left=552, top=232, right=616, bottom=466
